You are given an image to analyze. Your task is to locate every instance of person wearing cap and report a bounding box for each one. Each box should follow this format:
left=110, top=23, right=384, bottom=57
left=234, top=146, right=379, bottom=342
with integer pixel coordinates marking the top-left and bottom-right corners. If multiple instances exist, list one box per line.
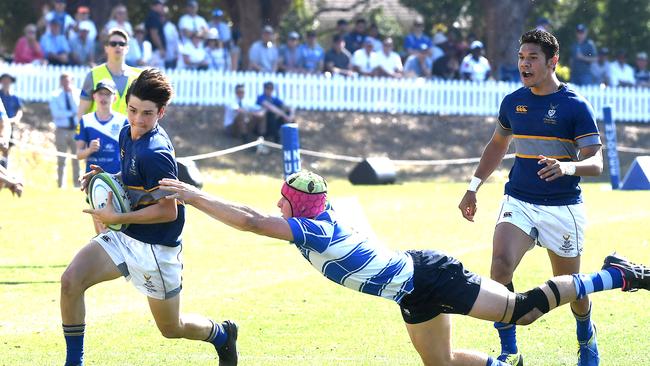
left=324, top=34, right=354, bottom=77
left=125, top=23, right=153, bottom=67
left=609, top=49, right=636, bottom=87
left=205, top=28, right=231, bottom=71
left=40, top=19, right=71, bottom=65
left=459, top=29, right=604, bottom=366
left=403, top=42, right=433, bottom=78
left=299, top=30, right=325, bottom=74
left=13, top=23, right=46, bottom=65
left=159, top=170, right=650, bottom=366
left=569, top=24, right=597, bottom=85
left=460, top=40, right=491, bottom=81
left=71, top=5, right=97, bottom=42
left=77, top=28, right=141, bottom=122
left=0, top=73, right=23, bottom=168
left=351, top=36, right=379, bottom=76
left=69, top=20, right=96, bottom=66
left=75, top=79, right=128, bottom=233
left=256, top=81, right=294, bottom=143
left=278, top=31, right=303, bottom=73
left=208, top=8, right=231, bottom=48
left=344, top=18, right=367, bottom=54
left=248, top=25, right=279, bottom=73
left=49, top=72, right=81, bottom=188
left=178, top=30, right=208, bottom=70
left=591, top=47, right=611, bottom=86
left=178, top=0, right=208, bottom=43
left=404, top=18, right=433, bottom=57
left=633, top=51, right=649, bottom=87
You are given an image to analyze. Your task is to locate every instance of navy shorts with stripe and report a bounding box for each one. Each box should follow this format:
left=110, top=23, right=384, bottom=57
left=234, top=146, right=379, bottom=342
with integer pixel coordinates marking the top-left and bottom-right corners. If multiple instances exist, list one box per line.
left=399, top=249, right=482, bottom=324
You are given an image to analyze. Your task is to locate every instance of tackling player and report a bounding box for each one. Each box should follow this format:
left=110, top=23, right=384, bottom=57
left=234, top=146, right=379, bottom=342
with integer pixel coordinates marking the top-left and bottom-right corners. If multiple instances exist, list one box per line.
left=159, top=170, right=650, bottom=366
left=458, top=29, right=603, bottom=365
left=60, top=69, right=238, bottom=366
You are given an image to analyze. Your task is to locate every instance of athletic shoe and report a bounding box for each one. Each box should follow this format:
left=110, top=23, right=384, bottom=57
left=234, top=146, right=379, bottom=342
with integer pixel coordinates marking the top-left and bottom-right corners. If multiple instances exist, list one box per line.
left=497, top=352, right=523, bottom=366
left=602, top=253, right=650, bottom=292
left=577, top=324, right=599, bottom=366
left=216, top=320, right=238, bottom=366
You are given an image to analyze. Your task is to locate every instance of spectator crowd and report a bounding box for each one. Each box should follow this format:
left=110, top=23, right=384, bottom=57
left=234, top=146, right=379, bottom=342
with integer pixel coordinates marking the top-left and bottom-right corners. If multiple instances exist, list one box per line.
left=4, top=0, right=647, bottom=87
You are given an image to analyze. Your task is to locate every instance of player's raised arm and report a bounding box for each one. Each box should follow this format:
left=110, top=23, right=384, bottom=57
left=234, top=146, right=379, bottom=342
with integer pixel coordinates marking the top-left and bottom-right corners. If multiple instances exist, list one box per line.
left=159, top=178, right=294, bottom=242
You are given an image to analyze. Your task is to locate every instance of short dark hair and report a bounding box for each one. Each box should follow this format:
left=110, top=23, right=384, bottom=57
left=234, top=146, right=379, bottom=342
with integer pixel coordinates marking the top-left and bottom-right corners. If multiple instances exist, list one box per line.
left=263, top=81, right=274, bottom=89
left=235, top=84, right=244, bottom=91
left=520, top=29, right=559, bottom=62
left=126, top=68, right=173, bottom=111
left=107, top=27, right=129, bottom=43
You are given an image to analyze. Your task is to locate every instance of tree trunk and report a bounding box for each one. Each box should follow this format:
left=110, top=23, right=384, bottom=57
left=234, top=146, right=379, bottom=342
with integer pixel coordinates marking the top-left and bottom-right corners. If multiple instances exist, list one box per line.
left=223, top=0, right=291, bottom=70
left=478, top=0, right=532, bottom=80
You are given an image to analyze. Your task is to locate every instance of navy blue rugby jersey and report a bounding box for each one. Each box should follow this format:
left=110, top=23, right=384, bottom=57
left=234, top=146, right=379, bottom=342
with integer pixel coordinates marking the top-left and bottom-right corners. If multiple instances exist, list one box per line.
left=119, top=124, right=184, bottom=246
left=498, top=85, right=601, bottom=205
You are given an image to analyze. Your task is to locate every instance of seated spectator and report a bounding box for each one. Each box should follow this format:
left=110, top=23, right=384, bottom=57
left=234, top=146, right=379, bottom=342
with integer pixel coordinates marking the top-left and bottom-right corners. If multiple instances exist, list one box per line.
left=634, top=52, right=649, bottom=87
left=460, top=40, right=491, bottom=81
left=223, top=84, right=265, bottom=144
left=178, top=0, right=208, bottom=43
left=178, top=31, right=208, bottom=70
left=161, top=5, right=180, bottom=69
left=248, top=25, right=279, bottom=73
left=208, top=8, right=232, bottom=48
left=367, top=24, right=383, bottom=52
left=70, top=6, right=97, bottom=42
left=404, top=18, right=432, bottom=57
left=351, top=37, right=379, bottom=77
left=373, top=37, right=402, bottom=78
left=102, top=4, right=133, bottom=39
left=324, top=35, right=353, bottom=77
left=256, top=81, right=294, bottom=143
left=432, top=45, right=460, bottom=80
left=205, top=28, right=231, bottom=71
left=609, top=50, right=636, bottom=87
left=13, top=24, right=45, bottom=65
left=591, top=47, right=611, bottom=86
left=40, top=20, right=71, bottom=65
left=126, top=24, right=153, bottom=67
left=404, top=43, right=433, bottom=78
left=300, top=30, right=325, bottom=74
left=44, top=0, right=75, bottom=37
left=335, top=19, right=349, bottom=40
left=69, top=21, right=96, bottom=66
left=345, top=18, right=367, bottom=54
left=279, top=31, right=303, bottom=73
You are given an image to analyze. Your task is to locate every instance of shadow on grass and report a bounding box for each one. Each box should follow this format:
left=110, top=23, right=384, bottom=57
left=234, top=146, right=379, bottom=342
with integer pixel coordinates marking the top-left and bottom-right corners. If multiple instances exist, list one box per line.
left=0, top=280, right=59, bottom=285
left=0, top=264, right=67, bottom=269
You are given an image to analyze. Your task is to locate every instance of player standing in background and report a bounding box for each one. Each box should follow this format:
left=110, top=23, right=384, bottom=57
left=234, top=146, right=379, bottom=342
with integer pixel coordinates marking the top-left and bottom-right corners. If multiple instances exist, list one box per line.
left=60, top=69, right=238, bottom=366
left=158, top=170, right=650, bottom=366
left=77, top=28, right=140, bottom=121
left=458, top=29, right=603, bottom=366
left=75, top=78, right=127, bottom=233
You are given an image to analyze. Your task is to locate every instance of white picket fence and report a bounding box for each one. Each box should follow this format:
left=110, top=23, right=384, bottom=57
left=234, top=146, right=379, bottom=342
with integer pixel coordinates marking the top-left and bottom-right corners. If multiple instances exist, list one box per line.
left=2, top=63, right=648, bottom=122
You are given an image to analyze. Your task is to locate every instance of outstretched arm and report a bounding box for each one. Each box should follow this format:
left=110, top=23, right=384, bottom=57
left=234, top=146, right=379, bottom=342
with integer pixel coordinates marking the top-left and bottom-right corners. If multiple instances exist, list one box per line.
left=159, top=178, right=294, bottom=242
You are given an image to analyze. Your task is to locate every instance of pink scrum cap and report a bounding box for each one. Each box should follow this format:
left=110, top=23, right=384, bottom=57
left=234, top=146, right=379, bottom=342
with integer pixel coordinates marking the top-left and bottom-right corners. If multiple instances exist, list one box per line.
left=280, top=170, right=328, bottom=218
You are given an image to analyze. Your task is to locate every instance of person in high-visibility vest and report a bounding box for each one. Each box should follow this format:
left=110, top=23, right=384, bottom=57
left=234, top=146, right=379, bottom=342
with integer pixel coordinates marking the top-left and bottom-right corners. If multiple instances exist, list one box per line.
left=77, top=28, right=141, bottom=121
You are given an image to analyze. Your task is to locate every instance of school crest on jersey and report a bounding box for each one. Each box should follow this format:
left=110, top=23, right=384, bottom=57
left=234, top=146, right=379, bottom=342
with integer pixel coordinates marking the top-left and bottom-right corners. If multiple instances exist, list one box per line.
left=544, top=103, right=558, bottom=125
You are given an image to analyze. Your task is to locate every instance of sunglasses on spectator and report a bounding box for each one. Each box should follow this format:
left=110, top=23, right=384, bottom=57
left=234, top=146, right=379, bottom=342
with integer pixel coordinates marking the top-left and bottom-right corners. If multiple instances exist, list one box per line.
left=108, top=41, right=127, bottom=47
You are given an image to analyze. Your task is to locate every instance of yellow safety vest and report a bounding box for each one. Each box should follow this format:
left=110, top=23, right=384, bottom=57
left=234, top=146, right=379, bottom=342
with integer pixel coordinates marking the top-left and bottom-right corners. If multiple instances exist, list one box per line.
left=89, top=64, right=141, bottom=115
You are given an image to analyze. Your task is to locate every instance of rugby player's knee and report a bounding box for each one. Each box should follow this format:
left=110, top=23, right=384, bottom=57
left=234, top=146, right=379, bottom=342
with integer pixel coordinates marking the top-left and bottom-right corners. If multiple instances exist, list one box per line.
left=490, top=256, right=516, bottom=282
left=60, top=267, right=84, bottom=296
left=157, top=323, right=183, bottom=339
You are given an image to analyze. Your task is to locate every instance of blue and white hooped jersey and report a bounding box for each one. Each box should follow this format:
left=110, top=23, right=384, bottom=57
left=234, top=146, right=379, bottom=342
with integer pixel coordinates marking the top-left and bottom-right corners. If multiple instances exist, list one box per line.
left=287, top=210, right=414, bottom=304
left=75, top=112, right=128, bottom=173
left=498, top=84, right=601, bottom=205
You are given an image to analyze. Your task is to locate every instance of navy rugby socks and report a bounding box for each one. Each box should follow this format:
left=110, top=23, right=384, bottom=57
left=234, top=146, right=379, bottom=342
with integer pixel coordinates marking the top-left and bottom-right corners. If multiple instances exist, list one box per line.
left=204, top=319, right=228, bottom=348
left=63, top=323, right=85, bottom=366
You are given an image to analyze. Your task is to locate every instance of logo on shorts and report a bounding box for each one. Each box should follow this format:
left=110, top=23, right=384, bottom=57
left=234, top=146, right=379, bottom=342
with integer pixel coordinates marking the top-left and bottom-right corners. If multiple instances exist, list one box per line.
left=143, top=274, right=157, bottom=294
left=101, top=235, right=111, bottom=242
left=561, top=234, right=573, bottom=252
left=401, top=308, right=411, bottom=316
left=503, top=212, right=512, bottom=218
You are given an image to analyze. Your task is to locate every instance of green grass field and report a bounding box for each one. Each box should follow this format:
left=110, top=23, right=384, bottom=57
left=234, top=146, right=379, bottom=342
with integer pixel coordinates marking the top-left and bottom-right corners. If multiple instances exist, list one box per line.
left=1, top=155, right=649, bottom=365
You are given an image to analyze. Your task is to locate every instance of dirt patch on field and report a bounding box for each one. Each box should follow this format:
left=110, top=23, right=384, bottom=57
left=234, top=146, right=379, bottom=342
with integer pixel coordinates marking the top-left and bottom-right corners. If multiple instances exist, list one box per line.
left=13, top=103, right=650, bottom=182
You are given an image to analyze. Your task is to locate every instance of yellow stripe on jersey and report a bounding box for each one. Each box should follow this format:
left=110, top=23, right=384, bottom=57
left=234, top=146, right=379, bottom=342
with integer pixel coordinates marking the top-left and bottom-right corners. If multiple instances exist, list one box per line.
left=513, top=134, right=574, bottom=143
left=126, top=185, right=159, bottom=192
left=515, top=153, right=572, bottom=160
left=575, top=132, right=600, bottom=140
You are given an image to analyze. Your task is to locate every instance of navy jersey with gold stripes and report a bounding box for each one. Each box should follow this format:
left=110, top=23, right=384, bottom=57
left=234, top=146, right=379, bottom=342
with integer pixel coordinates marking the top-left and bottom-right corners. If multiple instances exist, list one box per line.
left=498, top=84, right=601, bottom=205
left=119, top=124, right=184, bottom=246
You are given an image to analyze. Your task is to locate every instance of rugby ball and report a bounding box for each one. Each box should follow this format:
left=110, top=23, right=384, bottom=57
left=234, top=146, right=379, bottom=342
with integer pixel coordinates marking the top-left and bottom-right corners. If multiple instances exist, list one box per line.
left=87, top=173, right=132, bottom=231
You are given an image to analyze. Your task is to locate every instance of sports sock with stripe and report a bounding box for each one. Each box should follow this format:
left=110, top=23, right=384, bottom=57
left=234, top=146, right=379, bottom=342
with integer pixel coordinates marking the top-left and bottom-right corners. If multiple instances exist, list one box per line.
left=494, top=282, right=518, bottom=355
left=63, top=323, right=85, bottom=366
left=204, top=319, right=228, bottom=348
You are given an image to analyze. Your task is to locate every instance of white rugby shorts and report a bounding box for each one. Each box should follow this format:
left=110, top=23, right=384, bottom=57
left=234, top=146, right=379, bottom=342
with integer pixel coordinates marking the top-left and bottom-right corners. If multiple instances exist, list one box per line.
left=94, top=231, right=182, bottom=300
left=495, top=195, right=586, bottom=257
